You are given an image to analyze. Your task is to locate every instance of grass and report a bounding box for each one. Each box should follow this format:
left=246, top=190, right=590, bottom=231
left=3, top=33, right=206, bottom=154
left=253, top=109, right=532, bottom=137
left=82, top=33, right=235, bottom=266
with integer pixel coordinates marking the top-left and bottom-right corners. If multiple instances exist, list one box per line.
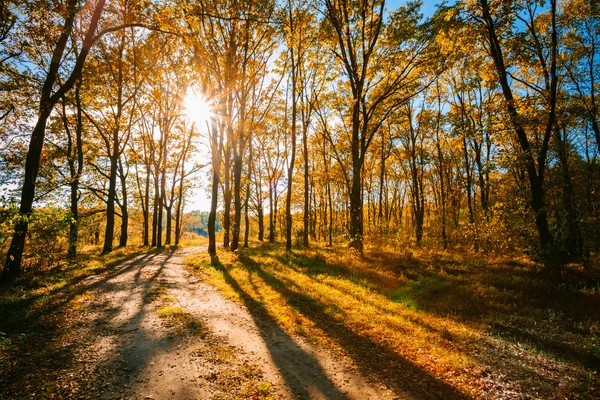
left=157, top=305, right=207, bottom=336
left=185, top=241, right=600, bottom=399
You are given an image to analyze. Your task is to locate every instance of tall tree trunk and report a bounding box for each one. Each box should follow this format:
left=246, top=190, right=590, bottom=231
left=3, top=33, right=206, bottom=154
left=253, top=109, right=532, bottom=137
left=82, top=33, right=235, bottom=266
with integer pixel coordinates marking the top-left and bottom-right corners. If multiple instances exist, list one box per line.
left=118, top=158, right=128, bottom=247
left=231, top=154, right=243, bottom=251
left=67, top=79, right=84, bottom=258
left=143, top=170, right=150, bottom=245
left=257, top=203, right=264, bottom=242
left=208, top=120, right=222, bottom=256
left=473, top=141, right=489, bottom=219
left=480, top=0, right=556, bottom=266
left=286, top=74, right=298, bottom=251
left=151, top=170, right=159, bottom=247
left=378, top=139, right=386, bottom=233
left=243, top=142, right=253, bottom=248
left=328, top=180, right=333, bottom=246
left=165, top=206, right=172, bottom=245
left=349, top=160, right=363, bottom=251
left=434, top=90, right=447, bottom=249
left=463, top=135, right=474, bottom=225
left=175, top=203, right=182, bottom=246
left=348, top=94, right=364, bottom=252
left=2, top=0, right=106, bottom=282
left=256, top=171, right=264, bottom=242
left=223, top=145, right=232, bottom=249
left=303, top=125, right=309, bottom=247
left=268, top=183, right=275, bottom=243
left=274, top=187, right=280, bottom=238
left=244, top=185, right=250, bottom=248
left=310, top=177, right=317, bottom=239
left=157, top=169, right=165, bottom=247
left=103, top=136, right=119, bottom=254
left=69, top=167, right=79, bottom=257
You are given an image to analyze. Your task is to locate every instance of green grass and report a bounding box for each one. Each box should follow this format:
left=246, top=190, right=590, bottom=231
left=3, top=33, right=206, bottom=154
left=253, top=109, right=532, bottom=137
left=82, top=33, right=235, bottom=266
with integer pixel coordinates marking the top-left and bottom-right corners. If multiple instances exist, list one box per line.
left=157, top=305, right=185, bottom=318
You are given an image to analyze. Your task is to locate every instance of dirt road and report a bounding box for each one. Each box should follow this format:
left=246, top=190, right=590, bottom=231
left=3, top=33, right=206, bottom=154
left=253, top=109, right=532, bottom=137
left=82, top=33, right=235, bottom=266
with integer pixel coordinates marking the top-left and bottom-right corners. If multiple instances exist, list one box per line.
left=70, top=246, right=400, bottom=399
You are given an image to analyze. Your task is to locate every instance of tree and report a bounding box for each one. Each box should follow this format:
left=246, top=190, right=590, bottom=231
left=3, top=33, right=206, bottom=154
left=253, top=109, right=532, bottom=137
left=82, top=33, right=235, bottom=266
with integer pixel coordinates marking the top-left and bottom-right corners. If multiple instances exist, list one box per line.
left=2, top=0, right=108, bottom=281
left=84, top=23, right=142, bottom=253
left=470, top=0, right=559, bottom=267
left=323, top=0, right=436, bottom=252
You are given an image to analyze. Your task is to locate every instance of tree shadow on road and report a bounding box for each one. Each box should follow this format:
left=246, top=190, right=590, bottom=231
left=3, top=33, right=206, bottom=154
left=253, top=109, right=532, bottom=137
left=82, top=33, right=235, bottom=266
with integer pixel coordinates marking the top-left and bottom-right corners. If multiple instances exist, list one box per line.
left=210, top=254, right=351, bottom=399
left=210, top=253, right=469, bottom=399
left=0, top=248, right=191, bottom=399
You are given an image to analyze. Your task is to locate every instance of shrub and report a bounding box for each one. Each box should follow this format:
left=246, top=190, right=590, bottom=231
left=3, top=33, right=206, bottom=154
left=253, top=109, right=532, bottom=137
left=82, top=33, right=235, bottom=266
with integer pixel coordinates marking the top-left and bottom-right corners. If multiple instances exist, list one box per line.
left=22, top=207, right=70, bottom=273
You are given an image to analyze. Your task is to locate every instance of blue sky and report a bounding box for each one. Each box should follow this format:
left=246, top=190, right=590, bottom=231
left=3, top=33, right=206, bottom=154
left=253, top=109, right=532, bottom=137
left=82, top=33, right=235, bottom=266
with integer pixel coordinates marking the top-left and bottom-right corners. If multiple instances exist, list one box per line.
left=387, top=0, right=442, bottom=17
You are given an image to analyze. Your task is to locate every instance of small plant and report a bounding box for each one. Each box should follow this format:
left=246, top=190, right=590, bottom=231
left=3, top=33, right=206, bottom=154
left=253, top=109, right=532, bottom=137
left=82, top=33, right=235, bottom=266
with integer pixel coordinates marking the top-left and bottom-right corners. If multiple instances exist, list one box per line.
left=157, top=305, right=207, bottom=336
left=157, top=306, right=185, bottom=319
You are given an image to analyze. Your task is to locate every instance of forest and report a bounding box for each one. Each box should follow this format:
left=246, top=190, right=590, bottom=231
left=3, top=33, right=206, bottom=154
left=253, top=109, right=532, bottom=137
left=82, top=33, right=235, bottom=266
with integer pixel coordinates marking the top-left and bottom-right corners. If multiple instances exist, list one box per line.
left=1, top=0, right=599, bottom=399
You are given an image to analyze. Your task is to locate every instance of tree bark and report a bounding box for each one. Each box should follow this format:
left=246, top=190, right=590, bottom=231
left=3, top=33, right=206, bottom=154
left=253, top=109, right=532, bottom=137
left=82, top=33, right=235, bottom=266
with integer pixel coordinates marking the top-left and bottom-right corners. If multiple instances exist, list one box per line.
left=286, top=60, right=298, bottom=251
left=556, top=126, right=584, bottom=260
left=2, top=0, right=106, bottom=282
left=102, top=129, right=119, bottom=254
left=231, top=153, right=243, bottom=251
left=165, top=205, right=172, bottom=245
left=143, top=168, right=150, bottom=245
left=65, top=79, right=84, bottom=258
left=303, top=124, right=309, bottom=247
left=223, top=140, right=232, bottom=249
left=208, top=119, right=222, bottom=256
left=118, top=158, right=128, bottom=247
left=268, top=183, right=275, bottom=243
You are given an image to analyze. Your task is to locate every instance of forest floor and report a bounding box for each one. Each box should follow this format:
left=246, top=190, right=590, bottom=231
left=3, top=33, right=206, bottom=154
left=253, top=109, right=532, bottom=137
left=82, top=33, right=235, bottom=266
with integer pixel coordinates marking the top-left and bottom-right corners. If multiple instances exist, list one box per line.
left=0, top=242, right=599, bottom=399
left=0, top=245, right=394, bottom=399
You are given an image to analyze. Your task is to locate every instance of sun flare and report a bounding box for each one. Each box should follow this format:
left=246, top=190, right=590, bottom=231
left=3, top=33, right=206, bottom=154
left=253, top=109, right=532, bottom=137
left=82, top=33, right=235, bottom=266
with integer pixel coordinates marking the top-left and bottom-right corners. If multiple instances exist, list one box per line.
left=184, top=90, right=213, bottom=127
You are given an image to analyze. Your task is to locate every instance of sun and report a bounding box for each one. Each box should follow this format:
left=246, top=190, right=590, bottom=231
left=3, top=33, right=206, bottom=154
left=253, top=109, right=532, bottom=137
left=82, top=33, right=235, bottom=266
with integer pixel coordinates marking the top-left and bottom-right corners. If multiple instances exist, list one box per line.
left=184, top=89, right=213, bottom=127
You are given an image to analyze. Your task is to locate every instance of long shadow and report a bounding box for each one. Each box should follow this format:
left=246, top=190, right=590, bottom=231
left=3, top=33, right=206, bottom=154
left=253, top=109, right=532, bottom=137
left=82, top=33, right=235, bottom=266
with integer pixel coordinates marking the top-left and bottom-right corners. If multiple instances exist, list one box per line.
left=210, top=255, right=350, bottom=399
left=271, top=260, right=473, bottom=350
left=216, top=253, right=468, bottom=399
left=0, top=248, right=159, bottom=333
left=269, top=246, right=600, bottom=371
left=0, top=248, right=188, bottom=399
left=270, top=248, right=394, bottom=291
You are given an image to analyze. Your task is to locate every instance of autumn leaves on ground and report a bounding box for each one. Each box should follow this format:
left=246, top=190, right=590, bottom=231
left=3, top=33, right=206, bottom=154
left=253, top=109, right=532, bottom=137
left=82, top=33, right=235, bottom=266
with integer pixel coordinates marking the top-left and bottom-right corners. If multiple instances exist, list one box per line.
left=1, top=240, right=599, bottom=399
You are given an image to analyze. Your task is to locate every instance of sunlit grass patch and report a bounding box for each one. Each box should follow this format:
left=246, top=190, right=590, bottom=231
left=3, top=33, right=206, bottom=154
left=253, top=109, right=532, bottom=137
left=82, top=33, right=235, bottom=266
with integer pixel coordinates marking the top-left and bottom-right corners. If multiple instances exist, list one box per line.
left=69, top=290, right=94, bottom=311
left=157, top=305, right=185, bottom=319
left=156, top=304, right=207, bottom=336
left=186, top=244, right=481, bottom=392
left=146, top=286, right=175, bottom=303
left=176, top=234, right=209, bottom=247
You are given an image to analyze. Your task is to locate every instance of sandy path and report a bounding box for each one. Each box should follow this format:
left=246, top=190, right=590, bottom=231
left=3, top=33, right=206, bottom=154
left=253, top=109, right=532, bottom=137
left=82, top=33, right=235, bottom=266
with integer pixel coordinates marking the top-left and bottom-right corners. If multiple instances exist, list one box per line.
left=77, top=246, right=404, bottom=399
